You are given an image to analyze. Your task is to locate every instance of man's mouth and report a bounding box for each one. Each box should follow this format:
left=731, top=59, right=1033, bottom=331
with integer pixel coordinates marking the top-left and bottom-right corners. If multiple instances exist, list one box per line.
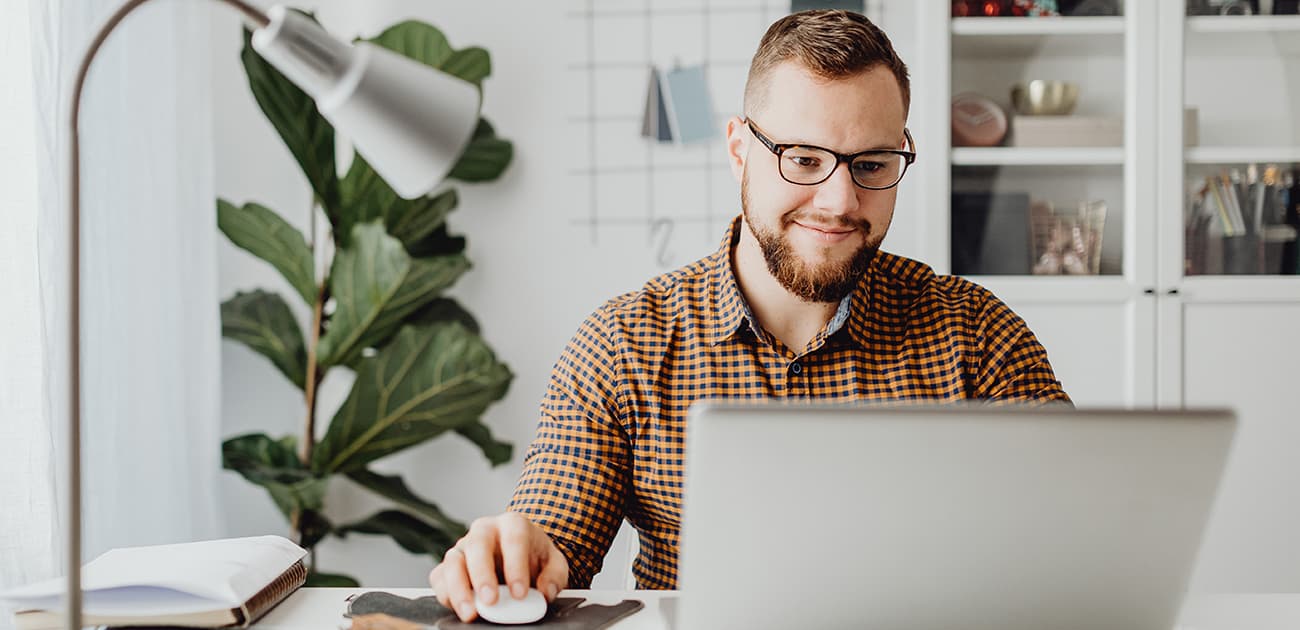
left=792, top=220, right=856, bottom=243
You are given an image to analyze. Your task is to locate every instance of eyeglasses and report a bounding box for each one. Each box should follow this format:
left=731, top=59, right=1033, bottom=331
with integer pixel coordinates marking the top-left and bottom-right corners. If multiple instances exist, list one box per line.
left=745, top=118, right=916, bottom=190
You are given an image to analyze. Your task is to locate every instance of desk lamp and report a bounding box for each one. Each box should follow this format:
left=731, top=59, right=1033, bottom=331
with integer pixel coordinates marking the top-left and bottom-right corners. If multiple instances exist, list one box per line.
left=65, top=1, right=480, bottom=627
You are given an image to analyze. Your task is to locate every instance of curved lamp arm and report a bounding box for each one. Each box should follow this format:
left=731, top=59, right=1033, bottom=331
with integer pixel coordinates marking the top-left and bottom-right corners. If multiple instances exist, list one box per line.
left=65, top=3, right=480, bottom=628
left=67, top=6, right=269, bottom=627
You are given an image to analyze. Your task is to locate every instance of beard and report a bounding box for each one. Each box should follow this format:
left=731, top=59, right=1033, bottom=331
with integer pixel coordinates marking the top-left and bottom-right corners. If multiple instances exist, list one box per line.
left=740, top=170, right=881, bottom=304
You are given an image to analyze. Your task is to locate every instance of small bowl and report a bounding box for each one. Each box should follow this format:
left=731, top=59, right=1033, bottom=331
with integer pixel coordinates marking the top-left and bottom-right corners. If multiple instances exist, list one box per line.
left=1011, top=80, right=1079, bottom=116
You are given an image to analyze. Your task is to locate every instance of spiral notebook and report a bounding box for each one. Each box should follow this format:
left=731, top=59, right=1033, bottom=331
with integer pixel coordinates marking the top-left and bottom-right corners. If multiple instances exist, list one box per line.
left=1, top=535, right=307, bottom=630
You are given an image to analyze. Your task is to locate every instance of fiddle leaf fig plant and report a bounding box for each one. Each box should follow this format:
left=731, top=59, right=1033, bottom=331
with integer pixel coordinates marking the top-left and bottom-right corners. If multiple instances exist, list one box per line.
left=218, top=14, right=514, bottom=587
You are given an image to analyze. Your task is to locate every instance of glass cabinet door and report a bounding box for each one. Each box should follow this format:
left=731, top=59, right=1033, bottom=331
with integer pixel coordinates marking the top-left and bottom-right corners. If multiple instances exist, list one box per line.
left=1181, top=4, right=1300, bottom=276
left=948, top=2, right=1128, bottom=277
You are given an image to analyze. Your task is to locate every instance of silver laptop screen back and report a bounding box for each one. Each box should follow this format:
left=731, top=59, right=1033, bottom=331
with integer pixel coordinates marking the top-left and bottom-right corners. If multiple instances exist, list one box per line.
left=676, top=403, right=1235, bottom=630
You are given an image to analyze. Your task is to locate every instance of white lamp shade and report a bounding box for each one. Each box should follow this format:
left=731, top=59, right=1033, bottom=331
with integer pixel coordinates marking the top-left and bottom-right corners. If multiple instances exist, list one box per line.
left=252, top=6, right=481, bottom=199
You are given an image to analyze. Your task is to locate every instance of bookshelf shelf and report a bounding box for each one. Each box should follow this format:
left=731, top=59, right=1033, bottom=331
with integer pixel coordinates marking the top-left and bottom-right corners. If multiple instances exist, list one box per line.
left=1185, top=146, right=1300, bottom=165
left=951, top=17, right=1125, bottom=36
left=1185, top=15, right=1300, bottom=33
left=951, top=17, right=1125, bottom=57
left=1185, top=16, right=1300, bottom=55
left=951, top=147, right=1125, bottom=166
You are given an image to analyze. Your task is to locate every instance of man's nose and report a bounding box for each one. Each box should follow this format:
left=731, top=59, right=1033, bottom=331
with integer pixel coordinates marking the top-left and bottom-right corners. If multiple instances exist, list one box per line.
left=812, top=161, right=860, bottom=216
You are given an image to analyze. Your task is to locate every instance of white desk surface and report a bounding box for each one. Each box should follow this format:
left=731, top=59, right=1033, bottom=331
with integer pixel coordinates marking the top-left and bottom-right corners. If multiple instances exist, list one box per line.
left=254, top=588, right=1300, bottom=629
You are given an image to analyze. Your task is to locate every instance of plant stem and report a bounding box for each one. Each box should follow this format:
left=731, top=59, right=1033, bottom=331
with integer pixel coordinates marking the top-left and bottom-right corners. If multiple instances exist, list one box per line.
left=293, top=204, right=325, bottom=547
left=300, top=279, right=327, bottom=467
left=300, top=202, right=326, bottom=467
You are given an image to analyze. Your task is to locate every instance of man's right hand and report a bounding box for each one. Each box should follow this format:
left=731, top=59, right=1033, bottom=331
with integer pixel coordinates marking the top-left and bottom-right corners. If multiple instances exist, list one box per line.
left=428, top=511, right=570, bottom=623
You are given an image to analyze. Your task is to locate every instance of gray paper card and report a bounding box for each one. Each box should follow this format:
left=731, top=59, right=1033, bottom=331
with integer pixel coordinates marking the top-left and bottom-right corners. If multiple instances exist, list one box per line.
left=791, top=0, right=865, bottom=12
left=662, top=65, right=715, bottom=145
left=655, top=69, right=672, bottom=142
left=640, top=66, right=661, bottom=140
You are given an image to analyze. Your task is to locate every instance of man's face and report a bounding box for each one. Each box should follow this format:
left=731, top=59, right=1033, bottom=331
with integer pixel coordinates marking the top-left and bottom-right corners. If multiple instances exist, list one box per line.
left=727, top=61, right=909, bottom=303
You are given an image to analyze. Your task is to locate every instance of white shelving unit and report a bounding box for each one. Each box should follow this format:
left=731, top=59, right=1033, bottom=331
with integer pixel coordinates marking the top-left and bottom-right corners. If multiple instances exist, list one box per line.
left=918, top=0, right=1300, bottom=595
left=917, top=0, right=1155, bottom=411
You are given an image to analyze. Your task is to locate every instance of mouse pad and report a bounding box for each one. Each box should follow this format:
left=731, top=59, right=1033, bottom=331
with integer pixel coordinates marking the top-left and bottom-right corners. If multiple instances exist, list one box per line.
left=346, top=591, right=644, bottom=629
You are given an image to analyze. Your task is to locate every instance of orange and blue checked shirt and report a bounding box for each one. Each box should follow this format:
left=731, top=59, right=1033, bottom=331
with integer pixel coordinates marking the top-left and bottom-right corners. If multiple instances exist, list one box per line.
left=507, top=215, right=1070, bottom=590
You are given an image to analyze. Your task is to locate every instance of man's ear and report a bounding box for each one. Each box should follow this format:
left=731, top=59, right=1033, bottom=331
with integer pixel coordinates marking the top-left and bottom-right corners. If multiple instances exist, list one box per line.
left=725, top=116, right=748, bottom=184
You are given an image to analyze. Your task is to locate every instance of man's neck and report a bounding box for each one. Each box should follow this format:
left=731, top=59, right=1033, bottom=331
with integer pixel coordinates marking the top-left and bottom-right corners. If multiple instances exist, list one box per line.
left=732, top=224, right=840, bottom=353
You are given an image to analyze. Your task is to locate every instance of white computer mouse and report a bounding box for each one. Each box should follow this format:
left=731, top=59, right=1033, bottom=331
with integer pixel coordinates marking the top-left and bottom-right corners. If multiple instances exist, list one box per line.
left=474, top=586, right=547, bottom=625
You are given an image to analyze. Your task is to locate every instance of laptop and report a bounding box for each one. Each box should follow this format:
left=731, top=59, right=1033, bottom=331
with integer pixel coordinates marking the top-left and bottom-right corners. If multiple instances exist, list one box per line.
left=674, top=402, right=1236, bottom=630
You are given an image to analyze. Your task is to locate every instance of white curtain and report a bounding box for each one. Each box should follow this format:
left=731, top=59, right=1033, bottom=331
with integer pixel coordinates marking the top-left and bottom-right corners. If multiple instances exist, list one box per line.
left=0, top=0, right=59, bottom=602
left=1, top=0, right=222, bottom=622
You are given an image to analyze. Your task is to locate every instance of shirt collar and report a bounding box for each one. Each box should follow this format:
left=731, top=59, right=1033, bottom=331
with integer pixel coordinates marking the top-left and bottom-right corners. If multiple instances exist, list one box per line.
left=703, top=217, right=751, bottom=345
left=705, top=215, right=870, bottom=348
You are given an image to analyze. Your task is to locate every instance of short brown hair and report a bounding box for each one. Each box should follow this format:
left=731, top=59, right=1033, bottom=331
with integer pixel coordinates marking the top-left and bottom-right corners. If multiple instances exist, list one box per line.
left=744, top=10, right=910, bottom=117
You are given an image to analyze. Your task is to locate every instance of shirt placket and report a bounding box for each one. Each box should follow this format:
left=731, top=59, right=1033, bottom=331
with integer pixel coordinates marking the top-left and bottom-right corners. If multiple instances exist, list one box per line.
left=786, top=354, right=809, bottom=398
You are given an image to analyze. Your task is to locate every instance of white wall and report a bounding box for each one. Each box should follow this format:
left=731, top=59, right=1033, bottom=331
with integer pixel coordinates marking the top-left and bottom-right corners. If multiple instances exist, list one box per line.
left=212, top=0, right=922, bottom=587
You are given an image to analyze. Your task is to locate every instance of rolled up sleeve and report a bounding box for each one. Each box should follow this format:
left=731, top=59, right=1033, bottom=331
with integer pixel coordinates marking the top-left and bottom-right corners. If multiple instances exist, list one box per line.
left=507, top=309, right=631, bottom=587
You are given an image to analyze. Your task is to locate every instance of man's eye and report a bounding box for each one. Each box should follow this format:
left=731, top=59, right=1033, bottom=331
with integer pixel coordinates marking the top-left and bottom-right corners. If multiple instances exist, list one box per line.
left=787, top=156, right=820, bottom=168
left=853, top=161, right=885, bottom=173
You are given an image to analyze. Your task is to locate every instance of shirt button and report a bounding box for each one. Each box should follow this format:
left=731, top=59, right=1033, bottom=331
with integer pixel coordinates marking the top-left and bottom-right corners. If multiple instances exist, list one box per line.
left=789, top=362, right=802, bottom=375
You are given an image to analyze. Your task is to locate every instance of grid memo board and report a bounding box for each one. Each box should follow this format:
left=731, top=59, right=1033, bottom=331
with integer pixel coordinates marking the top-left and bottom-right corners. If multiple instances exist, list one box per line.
left=564, top=0, right=790, bottom=268
left=564, top=0, right=886, bottom=269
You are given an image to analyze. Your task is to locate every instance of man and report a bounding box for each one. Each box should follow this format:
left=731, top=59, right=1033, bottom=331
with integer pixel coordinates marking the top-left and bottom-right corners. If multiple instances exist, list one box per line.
left=430, top=9, right=1070, bottom=622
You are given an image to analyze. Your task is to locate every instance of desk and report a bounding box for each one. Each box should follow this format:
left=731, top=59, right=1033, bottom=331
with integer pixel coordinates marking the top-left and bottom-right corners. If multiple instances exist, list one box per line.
left=253, top=589, right=1300, bottom=629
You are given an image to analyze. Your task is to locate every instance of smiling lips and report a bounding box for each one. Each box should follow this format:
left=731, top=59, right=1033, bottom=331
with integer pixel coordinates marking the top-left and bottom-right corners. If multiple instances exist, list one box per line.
left=793, top=221, right=856, bottom=244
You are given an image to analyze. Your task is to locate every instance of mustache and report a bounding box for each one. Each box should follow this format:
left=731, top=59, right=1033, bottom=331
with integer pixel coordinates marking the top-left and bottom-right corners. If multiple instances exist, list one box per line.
left=781, top=211, right=872, bottom=233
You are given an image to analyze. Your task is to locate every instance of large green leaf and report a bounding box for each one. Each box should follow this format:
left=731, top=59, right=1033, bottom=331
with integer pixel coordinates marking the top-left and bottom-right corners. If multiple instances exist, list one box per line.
left=313, top=321, right=512, bottom=473
left=240, top=22, right=340, bottom=220
left=315, top=222, right=469, bottom=368
left=222, top=434, right=327, bottom=519
left=440, top=47, right=491, bottom=86
left=297, top=508, right=333, bottom=550
left=367, top=21, right=490, bottom=86
left=339, top=152, right=460, bottom=254
left=367, top=21, right=455, bottom=70
left=447, top=118, right=513, bottom=183
left=408, top=225, right=466, bottom=259
left=410, top=297, right=480, bottom=334
left=335, top=510, right=459, bottom=559
left=388, top=189, right=459, bottom=252
left=220, top=290, right=307, bottom=389
left=346, top=469, right=467, bottom=538
left=454, top=421, right=513, bottom=467
left=335, top=152, right=393, bottom=250
left=338, top=297, right=481, bottom=374
left=217, top=199, right=316, bottom=305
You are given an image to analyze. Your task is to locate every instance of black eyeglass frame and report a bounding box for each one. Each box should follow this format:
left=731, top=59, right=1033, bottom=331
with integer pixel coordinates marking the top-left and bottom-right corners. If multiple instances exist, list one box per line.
left=744, top=117, right=917, bottom=191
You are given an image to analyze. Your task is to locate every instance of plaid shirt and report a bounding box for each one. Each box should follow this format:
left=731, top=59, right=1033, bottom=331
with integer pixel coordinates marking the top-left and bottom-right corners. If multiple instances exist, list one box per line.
left=508, top=216, right=1070, bottom=590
